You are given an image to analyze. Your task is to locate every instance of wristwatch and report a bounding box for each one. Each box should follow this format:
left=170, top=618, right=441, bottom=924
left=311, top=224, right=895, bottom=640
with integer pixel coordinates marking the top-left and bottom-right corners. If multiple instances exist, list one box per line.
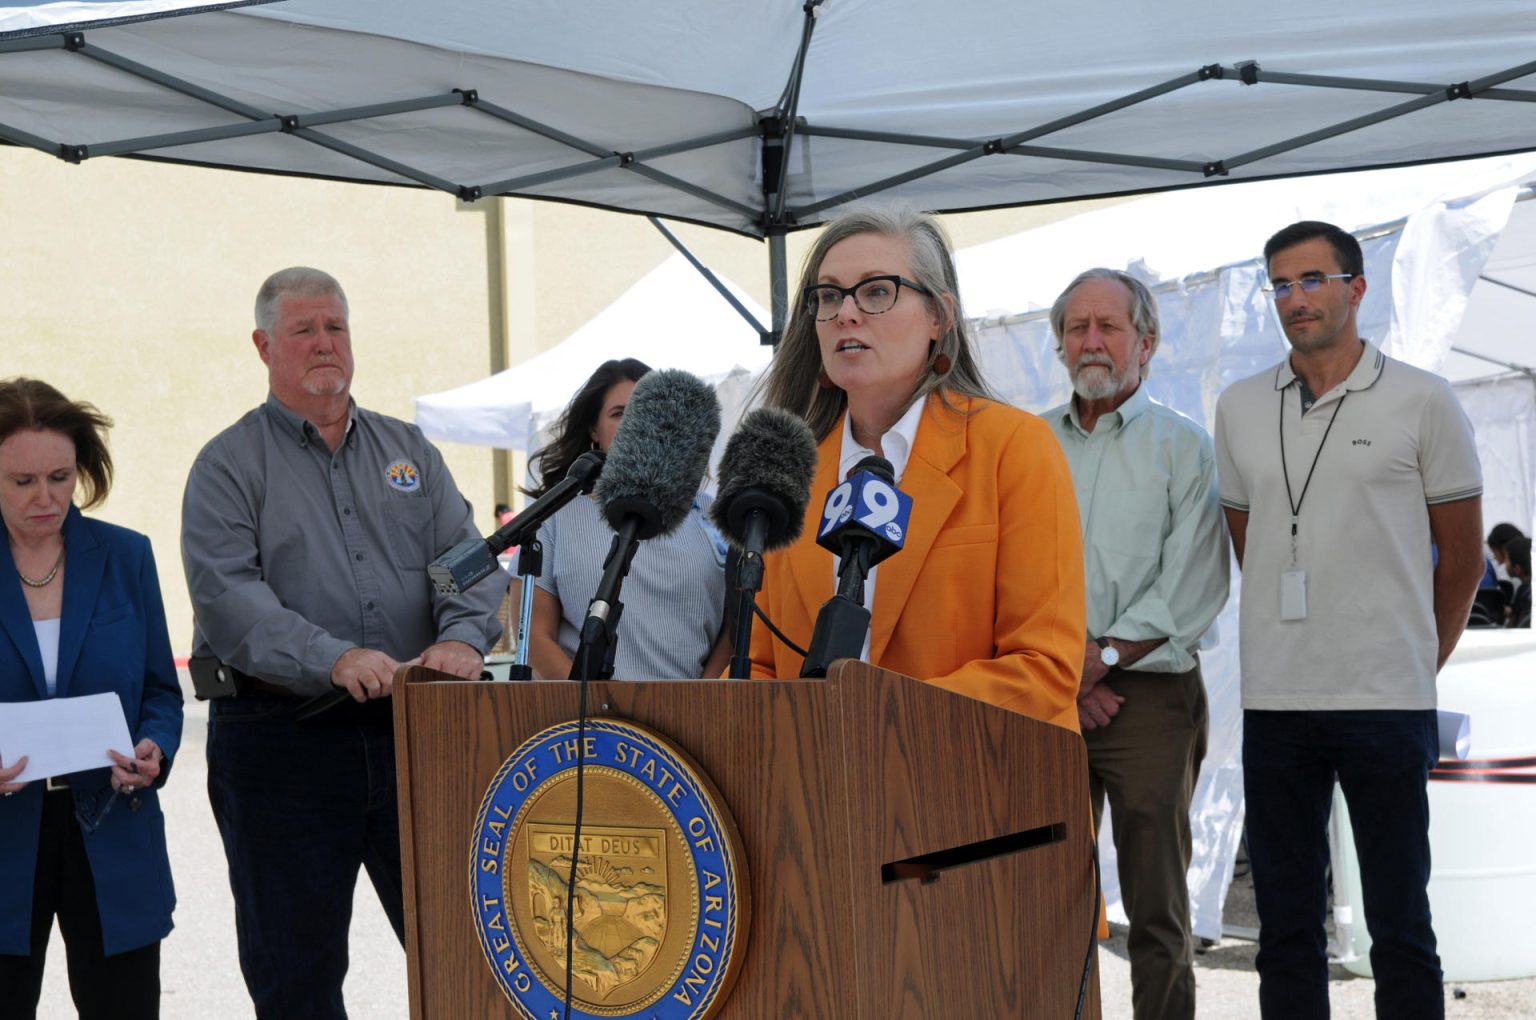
left=1095, top=637, right=1120, bottom=668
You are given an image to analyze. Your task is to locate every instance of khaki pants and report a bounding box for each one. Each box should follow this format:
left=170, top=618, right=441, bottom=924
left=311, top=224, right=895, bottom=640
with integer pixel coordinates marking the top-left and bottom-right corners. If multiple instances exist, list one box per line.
left=1084, top=660, right=1209, bottom=1020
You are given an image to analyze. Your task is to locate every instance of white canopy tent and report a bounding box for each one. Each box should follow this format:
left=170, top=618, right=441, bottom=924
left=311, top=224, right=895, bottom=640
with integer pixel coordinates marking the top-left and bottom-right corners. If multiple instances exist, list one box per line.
left=414, top=253, right=772, bottom=453
left=4, top=0, right=1536, bottom=332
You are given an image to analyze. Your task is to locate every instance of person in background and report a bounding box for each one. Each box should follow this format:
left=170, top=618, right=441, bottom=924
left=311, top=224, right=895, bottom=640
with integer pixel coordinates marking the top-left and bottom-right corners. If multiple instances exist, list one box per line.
left=513, top=358, right=730, bottom=680
left=749, top=205, right=1085, bottom=730
left=1215, top=221, right=1484, bottom=1020
left=1486, top=522, right=1526, bottom=573
left=180, top=268, right=504, bottom=1019
left=1506, top=536, right=1531, bottom=628
left=1046, top=269, right=1229, bottom=1020
left=494, top=502, right=515, bottom=528
left=1486, top=522, right=1527, bottom=624
left=0, top=377, right=182, bottom=1020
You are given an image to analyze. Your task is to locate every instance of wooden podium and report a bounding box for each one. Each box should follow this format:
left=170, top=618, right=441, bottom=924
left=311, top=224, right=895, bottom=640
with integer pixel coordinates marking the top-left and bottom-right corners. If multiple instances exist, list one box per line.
left=394, top=662, right=1101, bottom=1019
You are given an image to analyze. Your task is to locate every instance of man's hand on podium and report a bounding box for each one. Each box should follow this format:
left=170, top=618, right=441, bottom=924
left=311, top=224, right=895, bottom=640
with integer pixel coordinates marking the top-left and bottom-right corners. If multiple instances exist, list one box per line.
left=417, top=639, right=484, bottom=680
left=331, top=647, right=402, bottom=702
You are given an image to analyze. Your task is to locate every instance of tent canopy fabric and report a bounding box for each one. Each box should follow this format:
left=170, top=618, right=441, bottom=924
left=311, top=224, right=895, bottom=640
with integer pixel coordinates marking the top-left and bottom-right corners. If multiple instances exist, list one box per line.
left=3, top=0, right=1535, bottom=237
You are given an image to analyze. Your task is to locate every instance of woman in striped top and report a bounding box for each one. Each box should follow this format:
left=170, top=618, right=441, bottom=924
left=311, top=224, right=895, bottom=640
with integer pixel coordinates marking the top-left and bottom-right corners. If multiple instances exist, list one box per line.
left=513, top=359, right=731, bottom=680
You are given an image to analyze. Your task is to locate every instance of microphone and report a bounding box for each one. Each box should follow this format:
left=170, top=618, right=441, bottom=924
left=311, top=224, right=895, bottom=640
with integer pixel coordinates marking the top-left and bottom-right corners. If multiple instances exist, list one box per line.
left=594, top=369, right=722, bottom=540
left=300, top=452, right=608, bottom=721
left=800, top=456, right=914, bottom=678
left=814, top=455, right=912, bottom=575
left=572, top=369, right=721, bottom=681
left=427, top=449, right=605, bottom=595
left=709, top=407, right=818, bottom=678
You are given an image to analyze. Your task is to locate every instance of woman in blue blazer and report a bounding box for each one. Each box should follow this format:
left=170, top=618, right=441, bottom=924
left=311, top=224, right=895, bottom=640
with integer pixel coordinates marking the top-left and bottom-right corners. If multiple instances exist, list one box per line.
left=0, top=378, right=182, bottom=1020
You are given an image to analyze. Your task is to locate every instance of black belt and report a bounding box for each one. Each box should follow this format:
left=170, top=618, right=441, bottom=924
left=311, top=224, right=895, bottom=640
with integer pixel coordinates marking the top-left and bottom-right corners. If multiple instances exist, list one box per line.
left=45, top=775, right=70, bottom=793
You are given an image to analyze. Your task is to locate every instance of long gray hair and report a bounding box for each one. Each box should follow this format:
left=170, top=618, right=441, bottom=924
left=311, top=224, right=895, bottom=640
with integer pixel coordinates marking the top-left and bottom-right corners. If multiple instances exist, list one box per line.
left=758, top=206, right=993, bottom=441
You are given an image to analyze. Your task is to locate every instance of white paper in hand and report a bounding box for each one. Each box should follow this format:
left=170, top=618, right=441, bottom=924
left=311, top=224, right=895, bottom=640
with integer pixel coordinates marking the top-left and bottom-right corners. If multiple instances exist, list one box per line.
left=0, top=693, right=134, bottom=782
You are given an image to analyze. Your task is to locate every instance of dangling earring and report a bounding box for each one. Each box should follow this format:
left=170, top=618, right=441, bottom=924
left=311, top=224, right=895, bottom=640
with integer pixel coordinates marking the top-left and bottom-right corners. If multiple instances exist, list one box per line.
left=817, top=366, right=835, bottom=389
left=930, top=340, right=952, bottom=376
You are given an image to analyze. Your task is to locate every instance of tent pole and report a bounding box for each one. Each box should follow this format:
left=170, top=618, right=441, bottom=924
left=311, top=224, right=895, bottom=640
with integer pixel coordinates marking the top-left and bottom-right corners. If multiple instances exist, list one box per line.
left=769, top=233, right=788, bottom=348
left=647, top=216, right=770, bottom=343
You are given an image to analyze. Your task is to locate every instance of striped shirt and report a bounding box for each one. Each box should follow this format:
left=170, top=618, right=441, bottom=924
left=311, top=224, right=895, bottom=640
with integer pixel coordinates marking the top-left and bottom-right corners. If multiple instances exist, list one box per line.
left=527, top=493, right=727, bottom=679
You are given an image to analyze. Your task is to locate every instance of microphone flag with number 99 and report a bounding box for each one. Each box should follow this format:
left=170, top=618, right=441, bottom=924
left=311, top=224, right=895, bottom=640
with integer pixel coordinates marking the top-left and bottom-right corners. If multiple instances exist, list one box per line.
left=814, top=468, right=913, bottom=568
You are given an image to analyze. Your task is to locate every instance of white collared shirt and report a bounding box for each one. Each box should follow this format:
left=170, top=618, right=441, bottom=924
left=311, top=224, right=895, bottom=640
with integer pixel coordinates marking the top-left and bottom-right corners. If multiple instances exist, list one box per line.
left=834, top=397, right=926, bottom=661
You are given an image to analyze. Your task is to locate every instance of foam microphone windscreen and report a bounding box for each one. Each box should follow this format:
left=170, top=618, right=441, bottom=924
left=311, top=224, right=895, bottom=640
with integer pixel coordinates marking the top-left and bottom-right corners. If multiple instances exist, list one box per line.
left=711, top=407, right=818, bottom=552
left=595, top=368, right=721, bottom=540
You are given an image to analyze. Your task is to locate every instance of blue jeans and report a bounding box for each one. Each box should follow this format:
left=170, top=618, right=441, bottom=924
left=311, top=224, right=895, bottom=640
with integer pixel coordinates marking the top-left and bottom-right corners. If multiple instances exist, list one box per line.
left=207, top=695, right=404, bottom=1020
left=1243, top=709, right=1442, bottom=1020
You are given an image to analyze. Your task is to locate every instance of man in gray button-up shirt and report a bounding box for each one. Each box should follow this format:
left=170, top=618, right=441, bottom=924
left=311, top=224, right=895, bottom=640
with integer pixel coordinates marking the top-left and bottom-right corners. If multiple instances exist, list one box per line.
left=181, top=267, right=504, bottom=1019
left=1046, top=268, right=1229, bottom=1020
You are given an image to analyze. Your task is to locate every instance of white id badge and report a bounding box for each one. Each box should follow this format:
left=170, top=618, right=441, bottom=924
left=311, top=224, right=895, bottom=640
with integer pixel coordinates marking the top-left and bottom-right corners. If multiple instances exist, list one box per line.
left=1280, top=568, right=1308, bottom=621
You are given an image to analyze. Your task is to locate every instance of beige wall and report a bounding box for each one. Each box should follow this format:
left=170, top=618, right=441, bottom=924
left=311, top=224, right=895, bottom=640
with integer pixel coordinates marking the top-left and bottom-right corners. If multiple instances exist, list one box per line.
left=2, top=146, right=1119, bottom=655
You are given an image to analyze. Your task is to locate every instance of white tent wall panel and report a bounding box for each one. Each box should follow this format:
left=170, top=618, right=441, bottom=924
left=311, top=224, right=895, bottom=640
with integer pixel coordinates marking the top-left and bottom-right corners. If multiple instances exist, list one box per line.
left=1456, top=374, right=1536, bottom=540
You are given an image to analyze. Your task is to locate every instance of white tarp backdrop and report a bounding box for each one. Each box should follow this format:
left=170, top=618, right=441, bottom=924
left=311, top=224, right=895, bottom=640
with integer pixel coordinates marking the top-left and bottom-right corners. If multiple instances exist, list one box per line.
left=3, top=1, right=1536, bottom=236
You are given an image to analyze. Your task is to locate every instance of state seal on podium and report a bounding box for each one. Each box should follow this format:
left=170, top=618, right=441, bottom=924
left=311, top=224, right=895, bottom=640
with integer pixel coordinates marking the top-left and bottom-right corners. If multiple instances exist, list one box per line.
left=471, top=719, right=749, bottom=1020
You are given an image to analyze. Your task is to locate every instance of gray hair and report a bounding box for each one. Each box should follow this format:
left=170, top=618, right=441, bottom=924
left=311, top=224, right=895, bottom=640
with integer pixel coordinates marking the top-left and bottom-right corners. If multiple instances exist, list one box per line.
left=1048, top=268, right=1160, bottom=380
left=254, top=267, right=349, bottom=335
left=758, top=204, right=993, bottom=441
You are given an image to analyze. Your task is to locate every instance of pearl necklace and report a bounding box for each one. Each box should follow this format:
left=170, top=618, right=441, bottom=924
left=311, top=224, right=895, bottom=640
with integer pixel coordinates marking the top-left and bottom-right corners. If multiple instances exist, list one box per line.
left=17, top=546, right=65, bottom=588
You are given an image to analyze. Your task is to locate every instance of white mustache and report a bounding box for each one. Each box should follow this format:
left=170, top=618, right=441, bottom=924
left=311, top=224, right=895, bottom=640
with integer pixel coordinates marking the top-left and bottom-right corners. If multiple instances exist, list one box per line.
left=1073, top=354, right=1114, bottom=371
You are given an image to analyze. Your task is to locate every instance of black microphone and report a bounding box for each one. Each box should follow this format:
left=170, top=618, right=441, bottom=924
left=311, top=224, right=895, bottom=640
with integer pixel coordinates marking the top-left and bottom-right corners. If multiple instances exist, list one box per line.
left=427, top=449, right=605, bottom=595
left=710, top=407, right=817, bottom=678
left=800, top=455, right=914, bottom=678
left=572, top=369, right=722, bottom=681
left=299, top=450, right=607, bottom=721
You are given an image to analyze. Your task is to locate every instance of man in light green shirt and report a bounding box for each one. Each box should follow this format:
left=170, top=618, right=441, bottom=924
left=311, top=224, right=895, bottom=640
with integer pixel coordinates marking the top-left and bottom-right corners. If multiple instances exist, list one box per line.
left=1046, top=268, right=1229, bottom=1020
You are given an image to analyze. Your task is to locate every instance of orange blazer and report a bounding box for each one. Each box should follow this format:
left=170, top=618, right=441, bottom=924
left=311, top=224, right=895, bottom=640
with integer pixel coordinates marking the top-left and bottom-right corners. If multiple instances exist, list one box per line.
left=750, top=394, right=1086, bottom=732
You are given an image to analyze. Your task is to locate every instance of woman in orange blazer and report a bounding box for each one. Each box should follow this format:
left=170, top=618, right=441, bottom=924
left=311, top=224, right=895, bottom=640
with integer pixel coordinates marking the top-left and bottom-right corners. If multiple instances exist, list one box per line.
left=749, top=206, right=1086, bottom=732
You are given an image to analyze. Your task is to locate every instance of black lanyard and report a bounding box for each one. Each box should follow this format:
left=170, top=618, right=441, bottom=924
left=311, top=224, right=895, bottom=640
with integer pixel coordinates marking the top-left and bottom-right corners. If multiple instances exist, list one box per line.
left=1278, top=382, right=1346, bottom=563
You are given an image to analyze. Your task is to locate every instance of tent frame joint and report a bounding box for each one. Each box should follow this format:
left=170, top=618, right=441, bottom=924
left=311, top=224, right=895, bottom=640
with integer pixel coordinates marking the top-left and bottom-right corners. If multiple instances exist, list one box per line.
left=62, top=32, right=84, bottom=52
left=1238, top=61, right=1260, bottom=86
left=455, top=88, right=479, bottom=106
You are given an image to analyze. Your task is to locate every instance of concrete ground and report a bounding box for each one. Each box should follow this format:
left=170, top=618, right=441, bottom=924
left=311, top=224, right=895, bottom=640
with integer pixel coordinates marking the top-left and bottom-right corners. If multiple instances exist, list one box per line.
left=35, top=695, right=1536, bottom=1018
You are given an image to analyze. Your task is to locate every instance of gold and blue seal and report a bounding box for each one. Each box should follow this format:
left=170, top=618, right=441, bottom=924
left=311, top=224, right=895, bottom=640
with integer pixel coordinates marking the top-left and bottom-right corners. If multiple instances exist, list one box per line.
left=471, top=718, right=749, bottom=1019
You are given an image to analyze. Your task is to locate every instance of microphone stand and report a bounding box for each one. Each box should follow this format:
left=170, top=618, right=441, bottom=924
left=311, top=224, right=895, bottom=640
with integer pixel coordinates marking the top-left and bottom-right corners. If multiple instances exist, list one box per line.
left=799, top=537, right=876, bottom=678
left=559, top=514, right=642, bottom=1017
left=728, top=511, right=770, bottom=679
left=508, top=538, right=540, bottom=682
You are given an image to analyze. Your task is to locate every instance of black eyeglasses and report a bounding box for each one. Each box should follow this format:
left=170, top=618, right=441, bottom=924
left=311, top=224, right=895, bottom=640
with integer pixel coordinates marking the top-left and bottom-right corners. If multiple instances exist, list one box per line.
left=1263, top=273, right=1354, bottom=301
left=802, top=275, right=931, bottom=321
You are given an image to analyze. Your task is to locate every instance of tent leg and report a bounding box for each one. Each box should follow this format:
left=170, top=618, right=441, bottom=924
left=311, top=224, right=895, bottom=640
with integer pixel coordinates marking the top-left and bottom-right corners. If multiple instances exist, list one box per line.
left=769, top=232, right=788, bottom=347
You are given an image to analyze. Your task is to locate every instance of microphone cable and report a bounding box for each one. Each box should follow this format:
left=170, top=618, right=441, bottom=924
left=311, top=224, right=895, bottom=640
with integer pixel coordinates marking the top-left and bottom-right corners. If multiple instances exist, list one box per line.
left=751, top=601, right=808, bottom=659
left=1073, top=835, right=1103, bottom=1020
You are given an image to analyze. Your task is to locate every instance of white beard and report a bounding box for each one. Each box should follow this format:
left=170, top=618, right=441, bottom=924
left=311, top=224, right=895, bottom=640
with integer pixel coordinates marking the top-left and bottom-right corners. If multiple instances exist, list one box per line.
left=1069, top=357, right=1137, bottom=401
